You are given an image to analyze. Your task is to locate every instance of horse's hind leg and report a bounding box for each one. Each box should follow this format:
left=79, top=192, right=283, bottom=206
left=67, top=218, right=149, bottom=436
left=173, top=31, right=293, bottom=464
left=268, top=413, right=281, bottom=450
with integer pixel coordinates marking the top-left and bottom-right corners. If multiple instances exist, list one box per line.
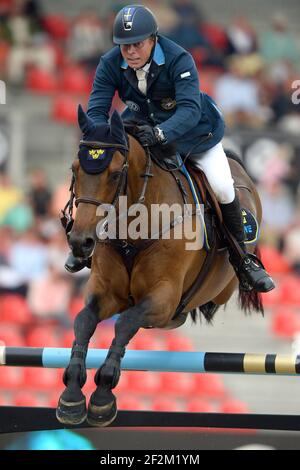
left=56, top=295, right=100, bottom=425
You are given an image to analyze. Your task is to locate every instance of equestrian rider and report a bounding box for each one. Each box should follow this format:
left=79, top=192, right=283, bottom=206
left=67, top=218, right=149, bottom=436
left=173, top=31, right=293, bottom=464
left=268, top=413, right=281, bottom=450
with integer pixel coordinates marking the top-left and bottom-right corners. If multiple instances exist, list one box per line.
left=65, top=5, right=274, bottom=293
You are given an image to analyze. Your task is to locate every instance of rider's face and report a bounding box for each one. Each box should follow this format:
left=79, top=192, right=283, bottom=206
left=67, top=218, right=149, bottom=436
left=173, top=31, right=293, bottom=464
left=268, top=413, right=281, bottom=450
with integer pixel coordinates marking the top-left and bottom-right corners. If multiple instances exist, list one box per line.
left=120, top=37, right=155, bottom=69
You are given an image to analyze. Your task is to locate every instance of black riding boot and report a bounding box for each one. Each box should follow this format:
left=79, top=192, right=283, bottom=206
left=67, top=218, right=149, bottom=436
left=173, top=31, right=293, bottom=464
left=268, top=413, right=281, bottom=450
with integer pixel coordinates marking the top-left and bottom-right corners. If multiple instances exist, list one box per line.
left=220, top=196, right=275, bottom=293
left=64, top=253, right=92, bottom=273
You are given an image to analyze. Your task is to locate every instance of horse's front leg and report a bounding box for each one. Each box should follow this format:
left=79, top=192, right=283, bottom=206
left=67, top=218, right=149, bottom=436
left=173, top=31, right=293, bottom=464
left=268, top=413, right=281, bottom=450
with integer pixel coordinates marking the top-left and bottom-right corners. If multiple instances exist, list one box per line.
left=56, top=295, right=100, bottom=425
left=87, top=282, right=181, bottom=427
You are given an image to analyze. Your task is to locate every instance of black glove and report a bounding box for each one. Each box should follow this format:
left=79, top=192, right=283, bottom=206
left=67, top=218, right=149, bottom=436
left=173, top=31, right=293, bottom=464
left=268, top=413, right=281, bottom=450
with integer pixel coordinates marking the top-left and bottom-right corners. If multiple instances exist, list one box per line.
left=135, top=125, right=158, bottom=147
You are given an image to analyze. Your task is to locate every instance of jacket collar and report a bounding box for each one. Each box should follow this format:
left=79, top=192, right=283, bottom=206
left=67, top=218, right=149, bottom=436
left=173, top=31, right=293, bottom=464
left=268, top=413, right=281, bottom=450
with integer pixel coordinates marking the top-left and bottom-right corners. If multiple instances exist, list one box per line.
left=121, top=41, right=165, bottom=70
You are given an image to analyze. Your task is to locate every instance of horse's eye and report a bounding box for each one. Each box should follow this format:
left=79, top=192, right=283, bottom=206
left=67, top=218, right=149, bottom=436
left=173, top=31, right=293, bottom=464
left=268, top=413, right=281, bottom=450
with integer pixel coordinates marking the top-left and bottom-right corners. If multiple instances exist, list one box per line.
left=110, top=171, right=121, bottom=182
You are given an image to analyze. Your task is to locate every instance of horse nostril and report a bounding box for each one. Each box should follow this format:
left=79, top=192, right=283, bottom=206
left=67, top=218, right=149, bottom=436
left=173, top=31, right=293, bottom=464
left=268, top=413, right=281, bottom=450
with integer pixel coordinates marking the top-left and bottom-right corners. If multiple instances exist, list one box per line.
left=83, top=238, right=95, bottom=251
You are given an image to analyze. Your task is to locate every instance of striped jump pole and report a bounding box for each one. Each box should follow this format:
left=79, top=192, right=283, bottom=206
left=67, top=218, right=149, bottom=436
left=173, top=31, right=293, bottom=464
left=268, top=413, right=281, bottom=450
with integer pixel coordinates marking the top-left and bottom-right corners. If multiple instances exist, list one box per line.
left=1, top=346, right=300, bottom=375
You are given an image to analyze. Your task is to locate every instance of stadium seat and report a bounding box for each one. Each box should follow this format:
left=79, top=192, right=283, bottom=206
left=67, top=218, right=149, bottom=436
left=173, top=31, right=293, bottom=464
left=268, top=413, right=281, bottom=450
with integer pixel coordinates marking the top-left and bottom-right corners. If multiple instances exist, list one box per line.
left=43, top=15, right=70, bottom=40
left=23, top=367, right=61, bottom=391
left=130, top=331, right=163, bottom=351
left=260, top=245, right=291, bottom=275
left=261, top=282, right=282, bottom=307
left=150, top=397, right=181, bottom=412
left=118, top=396, right=145, bottom=410
left=158, top=372, right=194, bottom=396
left=52, top=95, right=78, bottom=125
left=219, top=399, right=249, bottom=413
left=270, top=307, right=300, bottom=339
left=68, top=296, right=85, bottom=321
left=280, top=275, right=300, bottom=305
left=185, top=398, right=214, bottom=413
left=201, top=23, right=229, bottom=52
left=59, top=65, right=91, bottom=94
left=26, top=326, right=61, bottom=347
left=126, top=371, right=160, bottom=394
left=192, top=373, right=226, bottom=399
left=12, top=391, right=41, bottom=407
left=26, top=68, right=58, bottom=94
left=0, top=325, right=25, bottom=347
left=0, top=367, right=24, bottom=390
left=165, top=335, right=195, bottom=352
left=0, top=295, right=33, bottom=326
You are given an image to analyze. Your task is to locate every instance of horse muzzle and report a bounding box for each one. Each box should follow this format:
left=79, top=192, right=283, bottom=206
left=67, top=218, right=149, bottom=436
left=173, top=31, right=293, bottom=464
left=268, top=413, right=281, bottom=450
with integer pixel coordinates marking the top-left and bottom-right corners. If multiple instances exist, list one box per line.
left=68, top=231, right=96, bottom=259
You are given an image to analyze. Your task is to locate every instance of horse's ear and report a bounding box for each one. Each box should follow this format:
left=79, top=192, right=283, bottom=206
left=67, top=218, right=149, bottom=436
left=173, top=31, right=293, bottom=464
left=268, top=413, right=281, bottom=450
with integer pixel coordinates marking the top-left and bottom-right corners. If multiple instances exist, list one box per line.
left=78, top=104, right=95, bottom=136
left=110, top=110, right=125, bottom=143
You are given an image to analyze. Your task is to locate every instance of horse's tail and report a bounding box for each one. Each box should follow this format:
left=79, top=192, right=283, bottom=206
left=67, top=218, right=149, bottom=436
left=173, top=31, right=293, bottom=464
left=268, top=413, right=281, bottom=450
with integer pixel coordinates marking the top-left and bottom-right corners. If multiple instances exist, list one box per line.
left=237, top=244, right=264, bottom=316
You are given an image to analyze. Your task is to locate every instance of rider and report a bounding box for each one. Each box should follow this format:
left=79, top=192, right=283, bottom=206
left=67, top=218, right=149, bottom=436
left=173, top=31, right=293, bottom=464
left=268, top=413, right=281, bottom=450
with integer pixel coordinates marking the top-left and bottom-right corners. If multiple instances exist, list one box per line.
left=65, top=5, right=274, bottom=293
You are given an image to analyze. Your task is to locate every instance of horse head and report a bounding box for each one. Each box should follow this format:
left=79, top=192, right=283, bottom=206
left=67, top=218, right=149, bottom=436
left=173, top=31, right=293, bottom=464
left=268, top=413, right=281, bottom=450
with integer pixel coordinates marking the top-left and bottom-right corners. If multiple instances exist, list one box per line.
left=68, top=105, right=128, bottom=259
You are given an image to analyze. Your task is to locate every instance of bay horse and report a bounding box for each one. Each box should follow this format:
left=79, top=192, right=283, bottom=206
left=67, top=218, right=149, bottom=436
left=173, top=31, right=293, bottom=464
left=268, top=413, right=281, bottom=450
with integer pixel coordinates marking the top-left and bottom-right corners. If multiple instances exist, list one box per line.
left=56, top=105, right=263, bottom=427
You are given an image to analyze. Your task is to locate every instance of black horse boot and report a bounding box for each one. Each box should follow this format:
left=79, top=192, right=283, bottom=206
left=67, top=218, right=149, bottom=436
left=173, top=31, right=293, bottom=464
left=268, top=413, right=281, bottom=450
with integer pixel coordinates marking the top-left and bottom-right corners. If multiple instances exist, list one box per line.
left=65, top=252, right=92, bottom=273
left=220, top=196, right=275, bottom=293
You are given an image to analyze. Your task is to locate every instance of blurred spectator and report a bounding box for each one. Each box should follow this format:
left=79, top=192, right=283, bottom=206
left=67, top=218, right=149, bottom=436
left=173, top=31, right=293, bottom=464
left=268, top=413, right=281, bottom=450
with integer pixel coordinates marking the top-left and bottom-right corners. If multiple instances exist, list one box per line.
left=2, top=196, right=34, bottom=232
left=27, top=263, right=72, bottom=325
left=68, top=11, right=111, bottom=70
left=227, top=14, right=257, bottom=55
left=9, top=228, right=48, bottom=282
left=28, top=168, right=52, bottom=218
left=214, top=55, right=264, bottom=128
left=141, top=0, right=179, bottom=35
left=3, top=1, right=55, bottom=86
left=0, top=172, right=23, bottom=224
left=259, top=12, right=299, bottom=65
left=46, top=229, right=70, bottom=275
left=258, top=181, right=295, bottom=242
left=172, top=0, right=204, bottom=27
left=282, top=221, right=300, bottom=276
left=50, top=178, right=73, bottom=219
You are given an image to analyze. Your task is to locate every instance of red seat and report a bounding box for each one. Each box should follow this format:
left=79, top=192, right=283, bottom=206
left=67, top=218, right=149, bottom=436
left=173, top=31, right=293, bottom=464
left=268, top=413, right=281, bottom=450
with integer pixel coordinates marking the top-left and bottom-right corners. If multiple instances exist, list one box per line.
left=201, top=23, right=229, bottom=52
left=126, top=371, right=160, bottom=394
left=23, top=367, right=61, bottom=391
left=261, top=282, right=282, bottom=307
left=26, top=326, right=61, bottom=347
left=26, top=68, right=58, bottom=93
left=185, top=398, right=214, bottom=413
left=43, top=15, right=70, bottom=40
left=260, top=245, right=291, bottom=275
left=0, top=325, right=25, bottom=347
left=280, top=275, right=300, bottom=305
left=150, top=397, right=181, bottom=412
left=130, top=331, right=162, bottom=351
left=52, top=95, right=78, bottom=124
left=59, top=65, right=91, bottom=94
left=219, top=399, right=249, bottom=413
left=118, top=396, right=144, bottom=410
left=165, top=335, right=194, bottom=352
left=158, top=372, right=194, bottom=396
left=68, top=296, right=85, bottom=321
left=12, top=391, right=41, bottom=407
left=0, top=367, right=23, bottom=390
left=0, top=295, right=33, bottom=326
left=192, top=373, right=226, bottom=399
left=270, top=307, right=300, bottom=339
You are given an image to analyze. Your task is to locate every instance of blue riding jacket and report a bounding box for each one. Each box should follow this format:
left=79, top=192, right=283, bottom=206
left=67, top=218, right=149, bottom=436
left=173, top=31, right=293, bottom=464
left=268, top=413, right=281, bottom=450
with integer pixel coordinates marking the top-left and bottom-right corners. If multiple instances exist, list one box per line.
left=87, top=35, right=225, bottom=155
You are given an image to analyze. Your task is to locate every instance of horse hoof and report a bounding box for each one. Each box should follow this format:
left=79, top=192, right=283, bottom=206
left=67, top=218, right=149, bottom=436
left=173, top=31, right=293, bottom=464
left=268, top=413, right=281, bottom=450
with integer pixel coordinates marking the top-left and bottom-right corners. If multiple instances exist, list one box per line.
left=87, top=397, right=117, bottom=427
left=56, top=397, right=87, bottom=425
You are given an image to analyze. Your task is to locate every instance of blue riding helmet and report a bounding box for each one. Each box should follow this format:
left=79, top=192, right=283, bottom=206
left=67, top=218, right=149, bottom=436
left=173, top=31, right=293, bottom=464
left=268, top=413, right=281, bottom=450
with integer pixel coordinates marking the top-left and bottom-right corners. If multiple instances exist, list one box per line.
left=113, top=5, right=158, bottom=45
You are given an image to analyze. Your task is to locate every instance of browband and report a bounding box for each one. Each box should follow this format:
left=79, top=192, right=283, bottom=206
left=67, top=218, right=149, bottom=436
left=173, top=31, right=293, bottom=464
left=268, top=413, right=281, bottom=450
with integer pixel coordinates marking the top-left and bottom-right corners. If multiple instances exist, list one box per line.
left=79, top=140, right=129, bottom=152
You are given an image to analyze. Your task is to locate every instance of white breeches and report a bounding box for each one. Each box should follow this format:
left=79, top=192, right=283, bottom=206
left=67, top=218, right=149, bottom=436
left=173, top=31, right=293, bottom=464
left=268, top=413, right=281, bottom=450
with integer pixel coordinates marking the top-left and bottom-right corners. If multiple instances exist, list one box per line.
left=189, top=142, right=235, bottom=204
